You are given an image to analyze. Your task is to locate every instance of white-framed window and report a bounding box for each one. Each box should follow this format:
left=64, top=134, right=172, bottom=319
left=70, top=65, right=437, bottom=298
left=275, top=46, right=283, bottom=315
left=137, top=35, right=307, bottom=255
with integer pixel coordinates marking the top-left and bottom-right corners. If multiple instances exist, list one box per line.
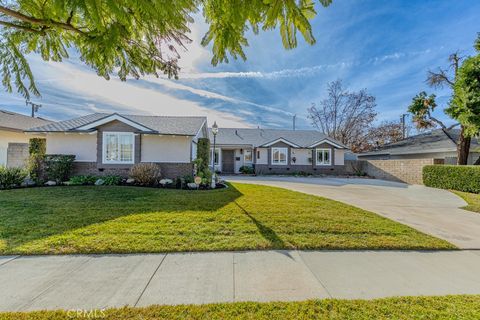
left=103, top=132, right=134, bottom=164
left=271, top=147, right=288, bottom=165
left=244, top=149, right=253, bottom=163
left=316, top=148, right=331, bottom=165
left=211, top=148, right=220, bottom=165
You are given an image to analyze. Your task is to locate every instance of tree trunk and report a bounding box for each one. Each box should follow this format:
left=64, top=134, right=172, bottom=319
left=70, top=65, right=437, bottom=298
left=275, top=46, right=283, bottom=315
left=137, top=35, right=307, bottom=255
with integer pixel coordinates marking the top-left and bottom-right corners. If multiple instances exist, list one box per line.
left=457, top=126, right=471, bottom=165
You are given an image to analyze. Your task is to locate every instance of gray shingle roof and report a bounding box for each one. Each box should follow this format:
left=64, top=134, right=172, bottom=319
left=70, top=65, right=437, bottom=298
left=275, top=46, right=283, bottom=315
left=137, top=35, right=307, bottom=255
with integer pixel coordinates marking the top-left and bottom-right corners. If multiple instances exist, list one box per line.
left=27, top=113, right=207, bottom=136
left=360, top=128, right=480, bottom=156
left=208, top=128, right=347, bottom=148
left=0, top=109, right=52, bottom=131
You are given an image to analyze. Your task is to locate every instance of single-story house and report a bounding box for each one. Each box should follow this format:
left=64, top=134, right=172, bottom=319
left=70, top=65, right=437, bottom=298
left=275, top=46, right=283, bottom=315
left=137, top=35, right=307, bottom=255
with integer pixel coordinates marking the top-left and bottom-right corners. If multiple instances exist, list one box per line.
left=27, top=113, right=208, bottom=178
left=0, top=109, right=52, bottom=167
left=358, top=128, right=480, bottom=164
left=208, top=128, right=348, bottom=174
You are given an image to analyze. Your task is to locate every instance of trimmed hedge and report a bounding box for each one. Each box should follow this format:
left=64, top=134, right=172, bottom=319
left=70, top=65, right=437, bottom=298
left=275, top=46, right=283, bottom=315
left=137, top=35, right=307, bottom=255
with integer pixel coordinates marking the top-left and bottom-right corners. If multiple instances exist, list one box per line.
left=423, top=165, right=480, bottom=193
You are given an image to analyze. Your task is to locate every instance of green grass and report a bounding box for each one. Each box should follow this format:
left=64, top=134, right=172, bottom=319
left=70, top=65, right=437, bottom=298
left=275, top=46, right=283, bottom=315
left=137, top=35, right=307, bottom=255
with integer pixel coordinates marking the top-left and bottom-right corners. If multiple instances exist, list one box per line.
left=452, top=190, right=480, bottom=213
left=1, top=296, right=479, bottom=319
left=0, top=183, right=453, bottom=254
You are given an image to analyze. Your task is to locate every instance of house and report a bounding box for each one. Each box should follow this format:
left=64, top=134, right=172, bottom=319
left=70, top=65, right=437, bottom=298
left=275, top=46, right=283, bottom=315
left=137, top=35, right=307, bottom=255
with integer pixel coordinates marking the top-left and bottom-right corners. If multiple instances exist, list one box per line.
left=358, top=128, right=480, bottom=164
left=27, top=113, right=208, bottom=178
left=0, top=109, right=52, bottom=167
left=208, top=128, right=348, bottom=174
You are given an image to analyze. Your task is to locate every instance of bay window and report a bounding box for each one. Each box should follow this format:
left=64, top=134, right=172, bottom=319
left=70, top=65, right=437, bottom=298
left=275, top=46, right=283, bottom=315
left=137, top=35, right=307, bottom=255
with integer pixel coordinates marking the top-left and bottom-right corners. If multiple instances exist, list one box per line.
left=272, top=147, right=288, bottom=165
left=103, top=132, right=134, bottom=164
left=316, top=148, right=331, bottom=165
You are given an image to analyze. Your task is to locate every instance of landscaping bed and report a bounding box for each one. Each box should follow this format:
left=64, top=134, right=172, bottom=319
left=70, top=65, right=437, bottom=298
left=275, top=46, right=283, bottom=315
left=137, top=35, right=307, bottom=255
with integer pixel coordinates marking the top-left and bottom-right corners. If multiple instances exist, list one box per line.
left=1, top=295, right=479, bottom=319
left=0, top=183, right=453, bottom=254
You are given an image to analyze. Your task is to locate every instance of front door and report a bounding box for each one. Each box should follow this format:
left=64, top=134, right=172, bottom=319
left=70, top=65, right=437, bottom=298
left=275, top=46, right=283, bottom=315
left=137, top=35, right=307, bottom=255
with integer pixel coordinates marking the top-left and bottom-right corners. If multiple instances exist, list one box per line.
left=221, top=150, right=235, bottom=173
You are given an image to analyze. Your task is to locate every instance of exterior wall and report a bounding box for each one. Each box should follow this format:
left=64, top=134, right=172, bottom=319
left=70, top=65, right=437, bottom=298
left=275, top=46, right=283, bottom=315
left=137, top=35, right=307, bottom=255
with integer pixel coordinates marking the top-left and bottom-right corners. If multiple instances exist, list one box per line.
left=360, top=158, right=444, bottom=185
left=6, top=143, right=29, bottom=168
left=141, top=135, right=191, bottom=163
left=291, top=148, right=311, bottom=165
left=359, top=151, right=480, bottom=165
left=72, top=162, right=193, bottom=178
left=46, top=133, right=97, bottom=161
left=0, top=130, right=42, bottom=166
left=254, top=164, right=349, bottom=175
left=334, top=149, right=345, bottom=165
left=256, top=148, right=268, bottom=165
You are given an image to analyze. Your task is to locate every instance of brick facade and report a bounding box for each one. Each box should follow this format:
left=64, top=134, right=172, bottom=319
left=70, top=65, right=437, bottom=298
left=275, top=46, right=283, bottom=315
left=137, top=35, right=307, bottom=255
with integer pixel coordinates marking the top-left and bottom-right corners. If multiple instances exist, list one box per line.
left=73, top=162, right=194, bottom=179
left=360, top=158, right=444, bottom=185
left=254, top=164, right=351, bottom=175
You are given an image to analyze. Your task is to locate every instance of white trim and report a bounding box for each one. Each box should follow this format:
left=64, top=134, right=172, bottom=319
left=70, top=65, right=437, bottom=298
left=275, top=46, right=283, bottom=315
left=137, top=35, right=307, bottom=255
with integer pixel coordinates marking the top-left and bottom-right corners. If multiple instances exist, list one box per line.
left=102, top=132, right=135, bottom=164
left=271, top=147, right=288, bottom=165
left=316, top=148, right=332, bottom=166
left=262, top=138, right=300, bottom=148
left=211, top=147, right=221, bottom=166
left=77, top=114, right=154, bottom=132
left=308, top=139, right=344, bottom=149
left=243, top=148, right=253, bottom=163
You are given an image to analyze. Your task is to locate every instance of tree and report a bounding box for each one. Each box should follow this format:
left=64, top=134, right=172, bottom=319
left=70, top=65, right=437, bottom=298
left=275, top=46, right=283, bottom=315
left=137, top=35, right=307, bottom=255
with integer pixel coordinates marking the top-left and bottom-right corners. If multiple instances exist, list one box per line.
left=407, top=52, right=472, bottom=165
left=0, top=0, right=332, bottom=99
left=307, top=79, right=377, bottom=152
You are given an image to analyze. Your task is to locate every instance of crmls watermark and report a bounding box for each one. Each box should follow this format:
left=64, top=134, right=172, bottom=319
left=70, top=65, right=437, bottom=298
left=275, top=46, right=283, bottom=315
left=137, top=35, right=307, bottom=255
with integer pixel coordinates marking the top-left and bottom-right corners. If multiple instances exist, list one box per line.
left=66, top=309, right=106, bottom=318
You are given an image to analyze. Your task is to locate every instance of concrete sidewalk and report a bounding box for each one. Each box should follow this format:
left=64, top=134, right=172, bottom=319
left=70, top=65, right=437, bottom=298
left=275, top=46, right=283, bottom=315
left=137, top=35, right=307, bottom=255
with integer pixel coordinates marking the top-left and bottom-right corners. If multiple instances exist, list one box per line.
left=2, top=250, right=480, bottom=311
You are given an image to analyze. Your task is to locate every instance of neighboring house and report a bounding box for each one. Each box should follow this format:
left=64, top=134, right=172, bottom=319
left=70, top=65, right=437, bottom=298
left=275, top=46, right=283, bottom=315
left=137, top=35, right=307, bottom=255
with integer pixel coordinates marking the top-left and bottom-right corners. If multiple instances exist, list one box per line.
left=208, top=128, right=348, bottom=174
left=0, top=109, right=52, bottom=167
left=358, top=128, right=480, bottom=164
left=27, top=113, right=208, bottom=178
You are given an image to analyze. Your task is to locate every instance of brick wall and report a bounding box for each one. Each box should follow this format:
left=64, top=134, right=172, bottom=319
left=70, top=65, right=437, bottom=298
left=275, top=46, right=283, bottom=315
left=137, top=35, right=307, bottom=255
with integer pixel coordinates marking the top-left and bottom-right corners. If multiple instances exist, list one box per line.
left=72, top=162, right=194, bottom=179
left=361, top=159, right=444, bottom=185
left=6, top=143, right=29, bottom=168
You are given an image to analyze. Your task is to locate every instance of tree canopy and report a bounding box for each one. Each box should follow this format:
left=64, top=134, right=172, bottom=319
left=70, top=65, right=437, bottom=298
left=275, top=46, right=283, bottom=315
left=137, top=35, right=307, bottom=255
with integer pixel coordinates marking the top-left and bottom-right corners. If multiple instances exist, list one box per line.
left=0, top=0, right=332, bottom=99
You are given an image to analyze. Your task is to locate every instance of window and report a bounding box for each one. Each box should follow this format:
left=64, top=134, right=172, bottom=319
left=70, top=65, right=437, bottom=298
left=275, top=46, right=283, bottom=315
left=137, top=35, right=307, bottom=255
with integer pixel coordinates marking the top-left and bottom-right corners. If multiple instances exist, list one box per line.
left=316, top=148, right=331, bottom=165
left=103, top=132, right=134, bottom=164
left=271, top=147, right=288, bottom=165
left=211, top=148, right=220, bottom=165
left=244, top=149, right=253, bottom=163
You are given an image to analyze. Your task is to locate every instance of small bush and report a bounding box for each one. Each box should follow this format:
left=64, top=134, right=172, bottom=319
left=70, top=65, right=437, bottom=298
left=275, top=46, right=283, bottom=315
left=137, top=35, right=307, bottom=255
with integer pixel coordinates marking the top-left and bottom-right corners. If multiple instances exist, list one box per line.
left=69, top=175, right=97, bottom=185
left=103, top=175, right=122, bottom=186
left=239, top=165, right=254, bottom=174
left=44, top=155, right=75, bottom=182
left=423, top=165, right=480, bottom=193
left=129, top=163, right=161, bottom=186
left=28, top=138, right=47, bottom=183
left=0, top=166, right=28, bottom=189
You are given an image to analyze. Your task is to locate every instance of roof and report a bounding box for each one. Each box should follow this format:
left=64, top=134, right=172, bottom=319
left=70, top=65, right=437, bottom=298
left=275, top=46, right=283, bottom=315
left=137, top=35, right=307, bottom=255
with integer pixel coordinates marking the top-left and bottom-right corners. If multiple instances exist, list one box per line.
left=27, top=113, right=207, bottom=136
left=359, top=128, right=480, bottom=156
left=208, top=128, right=348, bottom=149
left=0, top=109, right=52, bottom=131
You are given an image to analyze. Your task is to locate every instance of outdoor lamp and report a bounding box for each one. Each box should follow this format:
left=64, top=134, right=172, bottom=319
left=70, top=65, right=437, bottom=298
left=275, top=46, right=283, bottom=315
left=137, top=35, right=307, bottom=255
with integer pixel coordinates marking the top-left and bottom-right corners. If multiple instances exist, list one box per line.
left=211, top=121, right=218, bottom=189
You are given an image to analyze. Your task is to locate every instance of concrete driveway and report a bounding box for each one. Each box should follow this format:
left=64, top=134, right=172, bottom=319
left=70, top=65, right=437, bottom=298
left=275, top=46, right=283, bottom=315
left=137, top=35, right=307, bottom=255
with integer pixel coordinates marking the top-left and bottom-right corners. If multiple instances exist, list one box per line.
left=225, top=176, right=480, bottom=249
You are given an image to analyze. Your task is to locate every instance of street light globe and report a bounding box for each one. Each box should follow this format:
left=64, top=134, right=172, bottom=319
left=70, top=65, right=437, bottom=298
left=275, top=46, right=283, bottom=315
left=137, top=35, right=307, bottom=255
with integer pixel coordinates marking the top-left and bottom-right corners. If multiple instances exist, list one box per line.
left=212, top=121, right=219, bottom=135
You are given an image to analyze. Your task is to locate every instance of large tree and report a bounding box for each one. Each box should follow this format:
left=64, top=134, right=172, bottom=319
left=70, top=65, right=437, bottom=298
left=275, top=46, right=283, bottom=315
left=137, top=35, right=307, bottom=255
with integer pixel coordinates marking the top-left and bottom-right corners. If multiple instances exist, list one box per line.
left=408, top=37, right=480, bottom=165
left=0, top=0, right=332, bottom=99
left=307, top=79, right=377, bottom=152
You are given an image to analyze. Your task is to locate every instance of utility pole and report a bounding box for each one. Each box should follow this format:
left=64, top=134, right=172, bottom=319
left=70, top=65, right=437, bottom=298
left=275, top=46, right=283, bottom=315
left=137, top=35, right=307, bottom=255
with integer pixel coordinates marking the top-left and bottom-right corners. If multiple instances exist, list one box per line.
left=26, top=100, right=42, bottom=118
left=400, top=114, right=408, bottom=139
left=293, top=114, right=296, bottom=131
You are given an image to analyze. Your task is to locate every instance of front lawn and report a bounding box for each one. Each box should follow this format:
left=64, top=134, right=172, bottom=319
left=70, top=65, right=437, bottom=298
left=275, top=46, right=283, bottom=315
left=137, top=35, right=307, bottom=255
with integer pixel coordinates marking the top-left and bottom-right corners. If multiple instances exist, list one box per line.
left=452, top=190, right=480, bottom=213
left=2, top=296, right=479, bottom=319
left=0, top=183, right=453, bottom=254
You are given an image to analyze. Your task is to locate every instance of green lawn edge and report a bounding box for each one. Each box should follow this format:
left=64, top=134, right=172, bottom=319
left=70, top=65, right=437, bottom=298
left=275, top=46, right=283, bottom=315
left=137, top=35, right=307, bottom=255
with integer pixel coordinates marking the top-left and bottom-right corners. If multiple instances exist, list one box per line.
left=0, top=183, right=455, bottom=254
left=452, top=190, right=480, bottom=213
left=1, top=295, right=479, bottom=320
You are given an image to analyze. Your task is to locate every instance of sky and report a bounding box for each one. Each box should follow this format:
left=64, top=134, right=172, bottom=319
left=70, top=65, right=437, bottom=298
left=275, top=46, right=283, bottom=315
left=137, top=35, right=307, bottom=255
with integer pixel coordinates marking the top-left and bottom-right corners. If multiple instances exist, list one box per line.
left=0, top=0, right=479, bottom=129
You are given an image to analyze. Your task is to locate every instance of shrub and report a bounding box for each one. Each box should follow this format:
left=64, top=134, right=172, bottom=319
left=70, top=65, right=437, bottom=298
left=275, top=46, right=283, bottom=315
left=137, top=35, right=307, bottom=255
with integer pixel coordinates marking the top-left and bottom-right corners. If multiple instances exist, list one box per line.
left=69, top=175, right=97, bottom=185
left=423, top=165, right=480, bottom=193
left=129, top=163, right=161, bottom=186
left=239, top=165, right=254, bottom=174
left=103, top=175, right=122, bottom=186
left=196, top=138, right=210, bottom=172
left=0, top=166, right=28, bottom=189
left=44, top=155, right=75, bottom=182
left=28, top=138, right=46, bottom=183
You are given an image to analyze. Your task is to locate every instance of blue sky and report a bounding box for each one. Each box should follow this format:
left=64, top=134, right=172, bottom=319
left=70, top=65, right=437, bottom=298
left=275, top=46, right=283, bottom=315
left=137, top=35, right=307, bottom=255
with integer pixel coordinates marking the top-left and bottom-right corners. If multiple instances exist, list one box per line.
left=0, top=0, right=479, bottom=129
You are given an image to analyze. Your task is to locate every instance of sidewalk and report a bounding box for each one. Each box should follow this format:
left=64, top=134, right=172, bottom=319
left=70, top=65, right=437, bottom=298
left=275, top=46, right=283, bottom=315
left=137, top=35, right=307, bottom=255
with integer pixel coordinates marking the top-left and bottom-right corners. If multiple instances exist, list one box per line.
left=2, top=250, right=480, bottom=311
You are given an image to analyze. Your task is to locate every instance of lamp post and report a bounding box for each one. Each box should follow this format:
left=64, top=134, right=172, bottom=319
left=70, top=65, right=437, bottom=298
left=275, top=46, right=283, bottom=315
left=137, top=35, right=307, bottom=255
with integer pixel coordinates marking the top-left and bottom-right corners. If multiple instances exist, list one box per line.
left=211, top=121, right=218, bottom=189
